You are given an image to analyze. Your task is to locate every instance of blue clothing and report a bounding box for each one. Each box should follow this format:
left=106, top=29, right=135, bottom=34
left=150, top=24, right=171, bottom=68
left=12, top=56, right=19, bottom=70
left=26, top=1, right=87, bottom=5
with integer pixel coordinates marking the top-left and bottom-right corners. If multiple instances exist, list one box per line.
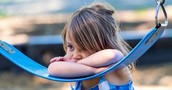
left=70, top=77, right=134, bottom=90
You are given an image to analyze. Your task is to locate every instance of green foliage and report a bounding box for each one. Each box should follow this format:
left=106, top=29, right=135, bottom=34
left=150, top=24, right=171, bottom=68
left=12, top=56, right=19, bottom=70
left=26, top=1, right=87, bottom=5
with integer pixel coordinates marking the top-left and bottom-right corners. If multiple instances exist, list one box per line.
left=0, top=0, right=12, bottom=3
left=0, top=11, right=7, bottom=18
left=135, top=7, right=146, bottom=13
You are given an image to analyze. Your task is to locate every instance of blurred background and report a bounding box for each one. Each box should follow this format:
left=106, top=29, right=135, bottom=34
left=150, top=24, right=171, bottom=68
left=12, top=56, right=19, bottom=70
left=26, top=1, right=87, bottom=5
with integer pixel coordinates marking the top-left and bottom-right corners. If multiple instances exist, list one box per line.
left=0, top=0, right=172, bottom=90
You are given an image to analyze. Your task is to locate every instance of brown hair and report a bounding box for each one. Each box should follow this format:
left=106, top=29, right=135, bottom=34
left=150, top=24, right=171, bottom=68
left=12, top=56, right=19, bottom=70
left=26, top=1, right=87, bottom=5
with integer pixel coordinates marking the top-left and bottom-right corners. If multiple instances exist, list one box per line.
left=62, top=3, right=134, bottom=70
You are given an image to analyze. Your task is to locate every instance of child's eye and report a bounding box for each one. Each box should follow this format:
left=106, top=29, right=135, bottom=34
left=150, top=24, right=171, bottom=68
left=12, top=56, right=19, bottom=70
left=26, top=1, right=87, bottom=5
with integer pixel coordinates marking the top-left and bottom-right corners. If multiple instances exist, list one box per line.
left=67, top=44, right=74, bottom=51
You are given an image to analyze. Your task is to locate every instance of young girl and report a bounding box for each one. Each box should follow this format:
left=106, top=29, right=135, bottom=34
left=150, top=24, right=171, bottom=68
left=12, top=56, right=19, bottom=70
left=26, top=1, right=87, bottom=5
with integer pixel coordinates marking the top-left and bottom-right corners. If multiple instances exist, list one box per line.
left=48, top=3, right=134, bottom=90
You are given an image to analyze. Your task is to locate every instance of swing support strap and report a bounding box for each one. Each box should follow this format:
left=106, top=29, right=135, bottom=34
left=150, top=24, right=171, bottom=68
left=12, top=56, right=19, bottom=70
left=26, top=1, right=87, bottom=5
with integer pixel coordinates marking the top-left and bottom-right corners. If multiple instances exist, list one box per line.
left=146, top=0, right=168, bottom=45
left=155, top=0, right=168, bottom=27
left=0, top=40, right=15, bottom=54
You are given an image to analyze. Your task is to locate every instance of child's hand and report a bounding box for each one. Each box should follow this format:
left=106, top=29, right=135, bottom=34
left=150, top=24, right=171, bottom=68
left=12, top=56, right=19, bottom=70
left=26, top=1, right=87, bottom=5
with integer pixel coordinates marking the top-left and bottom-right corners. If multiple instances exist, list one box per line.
left=50, top=57, right=77, bottom=63
left=50, top=56, right=68, bottom=63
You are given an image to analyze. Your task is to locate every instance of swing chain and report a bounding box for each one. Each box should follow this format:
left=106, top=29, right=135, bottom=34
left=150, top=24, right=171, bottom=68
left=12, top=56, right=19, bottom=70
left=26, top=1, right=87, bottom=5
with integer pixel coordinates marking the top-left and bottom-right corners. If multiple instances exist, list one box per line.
left=156, top=0, right=165, bottom=5
left=155, top=0, right=168, bottom=27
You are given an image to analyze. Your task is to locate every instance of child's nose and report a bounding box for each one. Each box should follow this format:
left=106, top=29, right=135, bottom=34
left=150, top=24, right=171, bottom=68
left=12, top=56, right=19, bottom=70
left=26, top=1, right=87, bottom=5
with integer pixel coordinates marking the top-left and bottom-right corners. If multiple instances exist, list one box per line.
left=72, top=53, right=82, bottom=60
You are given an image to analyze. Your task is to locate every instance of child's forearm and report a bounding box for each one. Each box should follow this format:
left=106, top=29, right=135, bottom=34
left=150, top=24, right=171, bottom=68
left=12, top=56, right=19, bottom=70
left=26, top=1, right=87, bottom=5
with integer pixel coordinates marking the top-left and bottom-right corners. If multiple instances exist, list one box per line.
left=77, top=49, right=124, bottom=67
left=48, top=62, right=108, bottom=78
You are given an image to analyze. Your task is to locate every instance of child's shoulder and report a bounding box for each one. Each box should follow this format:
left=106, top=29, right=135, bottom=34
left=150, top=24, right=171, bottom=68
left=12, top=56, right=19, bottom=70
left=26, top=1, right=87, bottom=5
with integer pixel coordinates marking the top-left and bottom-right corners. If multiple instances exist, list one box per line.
left=98, top=75, right=134, bottom=90
left=104, top=67, right=132, bottom=86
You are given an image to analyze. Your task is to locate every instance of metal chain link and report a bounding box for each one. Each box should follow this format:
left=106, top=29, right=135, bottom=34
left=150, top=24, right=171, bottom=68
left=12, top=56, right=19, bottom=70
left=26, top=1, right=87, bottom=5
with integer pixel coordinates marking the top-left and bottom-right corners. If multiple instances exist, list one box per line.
left=155, top=0, right=168, bottom=27
left=156, top=0, right=165, bottom=5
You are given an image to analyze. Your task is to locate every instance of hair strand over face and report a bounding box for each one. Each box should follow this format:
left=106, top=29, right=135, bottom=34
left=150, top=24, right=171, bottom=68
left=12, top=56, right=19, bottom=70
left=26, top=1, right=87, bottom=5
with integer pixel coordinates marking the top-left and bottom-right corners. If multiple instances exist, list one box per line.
left=62, top=3, right=134, bottom=70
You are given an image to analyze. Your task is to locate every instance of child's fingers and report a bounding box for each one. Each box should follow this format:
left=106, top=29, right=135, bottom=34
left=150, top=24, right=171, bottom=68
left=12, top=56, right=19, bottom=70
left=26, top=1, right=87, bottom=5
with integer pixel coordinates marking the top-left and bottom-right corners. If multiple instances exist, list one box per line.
left=50, top=57, right=62, bottom=63
left=50, top=56, right=70, bottom=63
left=50, top=59, right=56, bottom=63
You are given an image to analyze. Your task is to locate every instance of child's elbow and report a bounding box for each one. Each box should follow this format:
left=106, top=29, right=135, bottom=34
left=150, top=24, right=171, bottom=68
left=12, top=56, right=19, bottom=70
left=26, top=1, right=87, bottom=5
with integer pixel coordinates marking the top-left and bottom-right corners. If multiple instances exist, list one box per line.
left=105, top=49, right=124, bottom=63
left=48, top=62, right=70, bottom=77
left=48, top=63, right=59, bottom=76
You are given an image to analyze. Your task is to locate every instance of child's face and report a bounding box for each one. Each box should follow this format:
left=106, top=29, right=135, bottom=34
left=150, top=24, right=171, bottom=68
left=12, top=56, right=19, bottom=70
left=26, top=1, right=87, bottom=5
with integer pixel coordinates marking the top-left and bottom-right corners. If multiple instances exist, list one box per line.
left=65, top=32, right=91, bottom=62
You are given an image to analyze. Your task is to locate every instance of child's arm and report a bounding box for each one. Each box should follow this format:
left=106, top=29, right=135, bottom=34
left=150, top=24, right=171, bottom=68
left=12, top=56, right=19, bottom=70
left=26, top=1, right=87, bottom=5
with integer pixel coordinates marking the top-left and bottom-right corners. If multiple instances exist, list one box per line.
left=48, top=61, right=108, bottom=78
left=77, top=49, right=124, bottom=67
left=48, top=49, right=123, bottom=78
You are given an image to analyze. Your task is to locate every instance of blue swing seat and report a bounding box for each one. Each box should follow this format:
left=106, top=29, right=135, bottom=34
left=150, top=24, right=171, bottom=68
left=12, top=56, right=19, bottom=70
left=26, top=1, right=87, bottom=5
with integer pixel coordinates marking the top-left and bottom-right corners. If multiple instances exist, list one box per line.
left=0, top=24, right=166, bottom=82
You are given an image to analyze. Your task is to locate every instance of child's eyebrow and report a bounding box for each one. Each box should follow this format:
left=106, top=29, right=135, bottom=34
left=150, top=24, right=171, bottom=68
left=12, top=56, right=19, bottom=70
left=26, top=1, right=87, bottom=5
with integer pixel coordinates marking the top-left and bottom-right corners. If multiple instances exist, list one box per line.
left=66, top=42, right=73, bottom=45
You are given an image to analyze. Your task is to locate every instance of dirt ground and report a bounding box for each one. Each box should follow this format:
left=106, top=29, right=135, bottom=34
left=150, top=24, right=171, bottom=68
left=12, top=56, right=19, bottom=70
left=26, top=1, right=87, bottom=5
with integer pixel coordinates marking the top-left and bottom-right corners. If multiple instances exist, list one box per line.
left=0, top=63, right=172, bottom=90
left=133, top=63, right=172, bottom=90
